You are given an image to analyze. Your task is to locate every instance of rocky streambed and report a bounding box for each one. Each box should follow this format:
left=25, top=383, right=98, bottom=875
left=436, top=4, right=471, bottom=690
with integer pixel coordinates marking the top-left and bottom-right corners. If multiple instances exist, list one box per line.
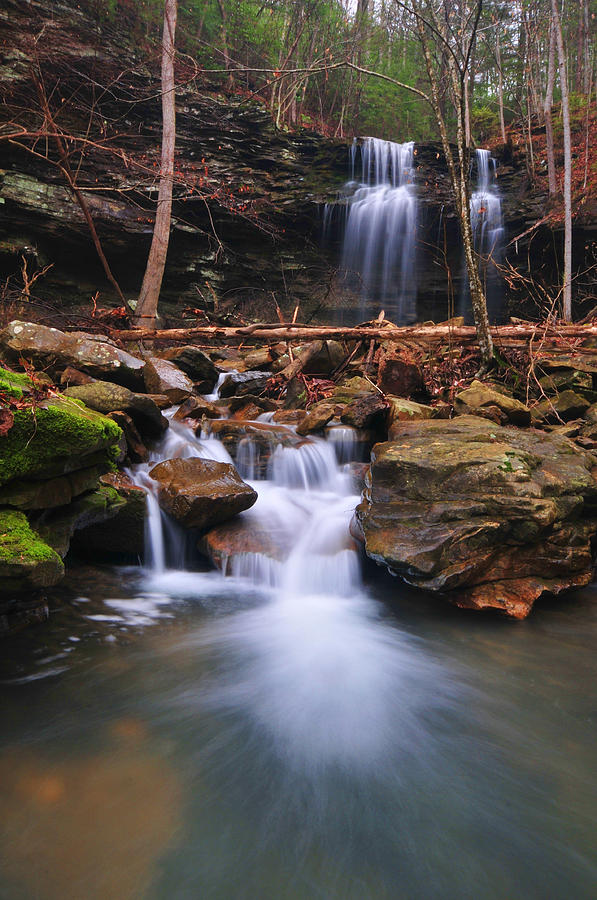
left=2, top=318, right=597, bottom=633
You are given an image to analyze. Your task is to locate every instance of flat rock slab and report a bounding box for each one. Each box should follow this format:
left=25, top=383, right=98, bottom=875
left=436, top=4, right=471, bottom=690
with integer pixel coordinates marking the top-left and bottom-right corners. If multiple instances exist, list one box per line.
left=0, top=321, right=144, bottom=388
left=149, top=457, right=257, bottom=530
left=356, top=415, right=597, bottom=618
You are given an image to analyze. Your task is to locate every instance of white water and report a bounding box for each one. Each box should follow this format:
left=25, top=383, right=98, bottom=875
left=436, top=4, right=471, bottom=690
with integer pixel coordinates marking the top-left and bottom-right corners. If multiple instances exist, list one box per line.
left=329, top=137, right=418, bottom=323
left=468, top=148, right=505, bottom=319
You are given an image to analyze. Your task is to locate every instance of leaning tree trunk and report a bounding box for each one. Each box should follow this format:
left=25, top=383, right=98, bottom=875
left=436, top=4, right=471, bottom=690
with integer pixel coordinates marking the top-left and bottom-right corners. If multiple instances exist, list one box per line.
left=551, top=0, right=572, bottom=321
left=133, top=0, right=178, bottom=330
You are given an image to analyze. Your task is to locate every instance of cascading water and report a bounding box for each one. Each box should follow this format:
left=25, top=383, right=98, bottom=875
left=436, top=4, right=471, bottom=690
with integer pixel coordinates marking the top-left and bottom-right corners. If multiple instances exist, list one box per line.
left=466, top=147, right=505, bottom=320
left=327, top=137, right=418, bottom=324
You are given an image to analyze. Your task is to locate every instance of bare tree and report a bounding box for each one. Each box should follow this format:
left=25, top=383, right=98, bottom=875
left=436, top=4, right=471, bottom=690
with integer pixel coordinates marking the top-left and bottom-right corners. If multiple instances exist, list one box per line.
left=551, top=0, right=572, bottom=321
left=133, top=0, right=178, bottom=329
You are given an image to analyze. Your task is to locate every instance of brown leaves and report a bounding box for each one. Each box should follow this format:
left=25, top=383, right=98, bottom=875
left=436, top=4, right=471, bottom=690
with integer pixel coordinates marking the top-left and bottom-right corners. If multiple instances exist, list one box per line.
left=0, top=408, right=14, bottom=436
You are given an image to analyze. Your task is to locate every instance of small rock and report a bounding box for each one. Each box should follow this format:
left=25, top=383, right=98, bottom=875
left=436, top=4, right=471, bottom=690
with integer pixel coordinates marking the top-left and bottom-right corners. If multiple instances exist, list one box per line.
left=108, top=411, right=148, bottom=463
left=533, top=390, right=591, bottom=423
left=218, top=371, right=271, bottom=398
left=387, top=397, right=434, bottom=431
left=454, top=380, right=531, bottom=426
left=341, top=394, right=388, bottom=430
left=160, top=346, right=219, bottom=388
left=296, top=401, right=336, bottom=435
left=172, top=397, right=220, bottom=422
left=378, top=353, right=423, bottom=397
left=63, top=381, right=168, bottom=437
left=143, top=358, right=194, bottom=404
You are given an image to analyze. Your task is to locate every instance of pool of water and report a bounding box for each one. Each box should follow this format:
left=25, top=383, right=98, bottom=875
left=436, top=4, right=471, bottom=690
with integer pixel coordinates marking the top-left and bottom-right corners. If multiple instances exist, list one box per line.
left=1, top=562, right=596, bottom=900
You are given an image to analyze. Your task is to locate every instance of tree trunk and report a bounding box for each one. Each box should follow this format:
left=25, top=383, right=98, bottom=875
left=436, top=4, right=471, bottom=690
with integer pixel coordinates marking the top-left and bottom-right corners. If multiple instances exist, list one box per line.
left=133, top=0, right=177, bottom=330
left=552, top=0, right=572, bottom=321
left=544, top=19, right=557, bottom=196
left=496, top=30, right=507, bottom=144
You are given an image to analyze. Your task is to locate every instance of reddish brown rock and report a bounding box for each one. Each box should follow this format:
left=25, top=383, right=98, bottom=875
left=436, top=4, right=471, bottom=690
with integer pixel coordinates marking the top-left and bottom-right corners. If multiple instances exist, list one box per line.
left=149, top=458, right=257, bottom=530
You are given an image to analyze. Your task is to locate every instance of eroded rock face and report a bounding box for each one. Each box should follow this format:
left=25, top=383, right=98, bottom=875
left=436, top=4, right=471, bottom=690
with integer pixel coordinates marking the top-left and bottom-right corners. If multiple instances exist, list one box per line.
left=0, top=321, right=144, bottom=388
left=355, top=415, right=597, bottom=618
left=149, top=458, right=257, bottom=530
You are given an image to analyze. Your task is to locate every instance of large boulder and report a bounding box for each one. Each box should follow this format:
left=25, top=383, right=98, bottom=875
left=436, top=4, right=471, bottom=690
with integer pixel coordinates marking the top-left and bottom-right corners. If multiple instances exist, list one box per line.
left=0, top=321, right=144, bottom=388
left=149, top=458, right=257, bottom=530
left=63, top=381, right=167, bottom=437
left=355, top=415, right=597, bottom=618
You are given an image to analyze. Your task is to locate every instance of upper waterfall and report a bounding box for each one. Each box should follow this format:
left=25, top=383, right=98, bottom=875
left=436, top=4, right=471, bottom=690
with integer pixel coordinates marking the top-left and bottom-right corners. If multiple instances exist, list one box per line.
left=330, top=137, right=418, bottom=324
left=469, top=148, right=505, bottom=320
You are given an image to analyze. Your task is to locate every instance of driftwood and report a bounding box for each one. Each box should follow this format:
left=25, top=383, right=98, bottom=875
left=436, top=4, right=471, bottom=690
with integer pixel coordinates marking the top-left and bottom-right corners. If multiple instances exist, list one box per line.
left=111, top=321, right=597, bottom=349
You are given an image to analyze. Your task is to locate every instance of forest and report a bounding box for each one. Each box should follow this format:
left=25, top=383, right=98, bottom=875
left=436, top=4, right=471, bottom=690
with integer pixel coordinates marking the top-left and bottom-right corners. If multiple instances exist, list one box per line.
left=1, top=3, right=597, bottom=898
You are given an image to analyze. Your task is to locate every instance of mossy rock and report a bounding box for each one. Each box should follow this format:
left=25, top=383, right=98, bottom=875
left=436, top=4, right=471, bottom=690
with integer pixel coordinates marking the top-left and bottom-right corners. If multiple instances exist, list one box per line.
left=0, top=396, right=123, bottom=486
left=0, top=509, right=64, bottom=591
left=0, top=366, right=33, bottom=399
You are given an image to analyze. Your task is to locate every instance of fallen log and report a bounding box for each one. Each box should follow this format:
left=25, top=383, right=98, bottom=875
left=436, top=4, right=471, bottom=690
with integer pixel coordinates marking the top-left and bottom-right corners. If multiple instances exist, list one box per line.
left=278, top=340, right=324, bottom=381
left=110, top=322, right=597, bottom=346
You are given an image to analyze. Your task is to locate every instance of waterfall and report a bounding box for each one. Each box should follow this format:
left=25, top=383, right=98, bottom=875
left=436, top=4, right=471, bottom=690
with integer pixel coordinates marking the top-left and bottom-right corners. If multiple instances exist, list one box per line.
left=467, top=148, right=505, bottom=320
left=331, top=137, right=418, bottom=324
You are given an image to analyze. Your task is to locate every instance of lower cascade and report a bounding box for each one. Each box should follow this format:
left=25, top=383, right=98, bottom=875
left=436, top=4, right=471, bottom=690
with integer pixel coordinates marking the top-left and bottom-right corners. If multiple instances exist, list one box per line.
left=468, top=147, right=505, bottom=319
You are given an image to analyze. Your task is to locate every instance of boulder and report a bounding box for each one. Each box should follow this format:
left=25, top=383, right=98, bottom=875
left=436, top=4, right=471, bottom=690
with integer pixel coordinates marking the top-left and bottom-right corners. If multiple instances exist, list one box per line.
left=149, top=458, right=257, bottom=530
left=35, top=484, right=127, bottom=558
left=63, top=381, right=167, bottom=437
left=218, top=371, right=271, bottom=398
left=200, top=516, right=289, bottom=574
left=160, top=346, right=219, bottom=389
left=72, top=473, right=146, bottom=558
left=143, top=358, right=194, bottom=403
left=355, top=415, right=597, bottom=618
left=0, top=321, right=144, bottom=388
left=0, top=465, right=104, bottom=510
left=0, top=396, right=123, bottom=486
left=454, top=380, right=531, bottom=426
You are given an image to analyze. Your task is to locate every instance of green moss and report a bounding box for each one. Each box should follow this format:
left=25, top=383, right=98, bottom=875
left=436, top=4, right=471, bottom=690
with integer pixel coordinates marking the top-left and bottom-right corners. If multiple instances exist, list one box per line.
left=0, top=366, right=33, bottom=399
left=0, top=397, right=123, bottom=486
left=0, top=510, right=57, bottom=563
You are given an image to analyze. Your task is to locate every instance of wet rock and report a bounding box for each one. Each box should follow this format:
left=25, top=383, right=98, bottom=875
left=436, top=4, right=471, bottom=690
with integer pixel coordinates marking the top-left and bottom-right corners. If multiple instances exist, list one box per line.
left=143, top=358, right=194, bottom=404
left=378, top=353, right=423, bottom=397
left=242, top=347, right=275, bottom=370
left=231, top=401, right=263, bottom=421
left=73, top=473, right=146, bottom=558
left=0, top=321, right=144, bottom=388
left=533, top=390, right=591, bottom=423
left=341, top=394, right=388, bottom=430
left=206, top=419, right=302, bottom=476
left=200, top=516, right=289, bottom=573
left=0, top=510, right=64, bottom=594
left=454, top=380, right=531, bottom=426
left=172, top=396, right=220, bottom=422
left=332, top=376, right=375, bottom=403
left=218, top=371, right=271, bottom=398
left=228, top=395, right=278, bottom=414
left=0, top=365, right=33, bottom=398
left=272, top=409, right=306, bottom=425
left=296, top=401, right=336, bottom=435
left=356, top=415, right=597, bottom=618
left=160, top=346, right=219, bottom=389
left=63, top=381, right=167, bottom=437
left=149, top=457, right=257, bottom=530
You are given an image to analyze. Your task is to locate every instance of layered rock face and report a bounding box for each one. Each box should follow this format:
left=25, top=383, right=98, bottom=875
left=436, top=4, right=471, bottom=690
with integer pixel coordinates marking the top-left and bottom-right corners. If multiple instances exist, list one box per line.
left=356, top=416, right=597, bottom=618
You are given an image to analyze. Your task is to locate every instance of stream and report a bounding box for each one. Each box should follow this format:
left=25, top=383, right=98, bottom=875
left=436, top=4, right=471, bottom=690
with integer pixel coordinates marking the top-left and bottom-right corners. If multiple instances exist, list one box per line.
left=1, top=402, right=596, bottom=899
